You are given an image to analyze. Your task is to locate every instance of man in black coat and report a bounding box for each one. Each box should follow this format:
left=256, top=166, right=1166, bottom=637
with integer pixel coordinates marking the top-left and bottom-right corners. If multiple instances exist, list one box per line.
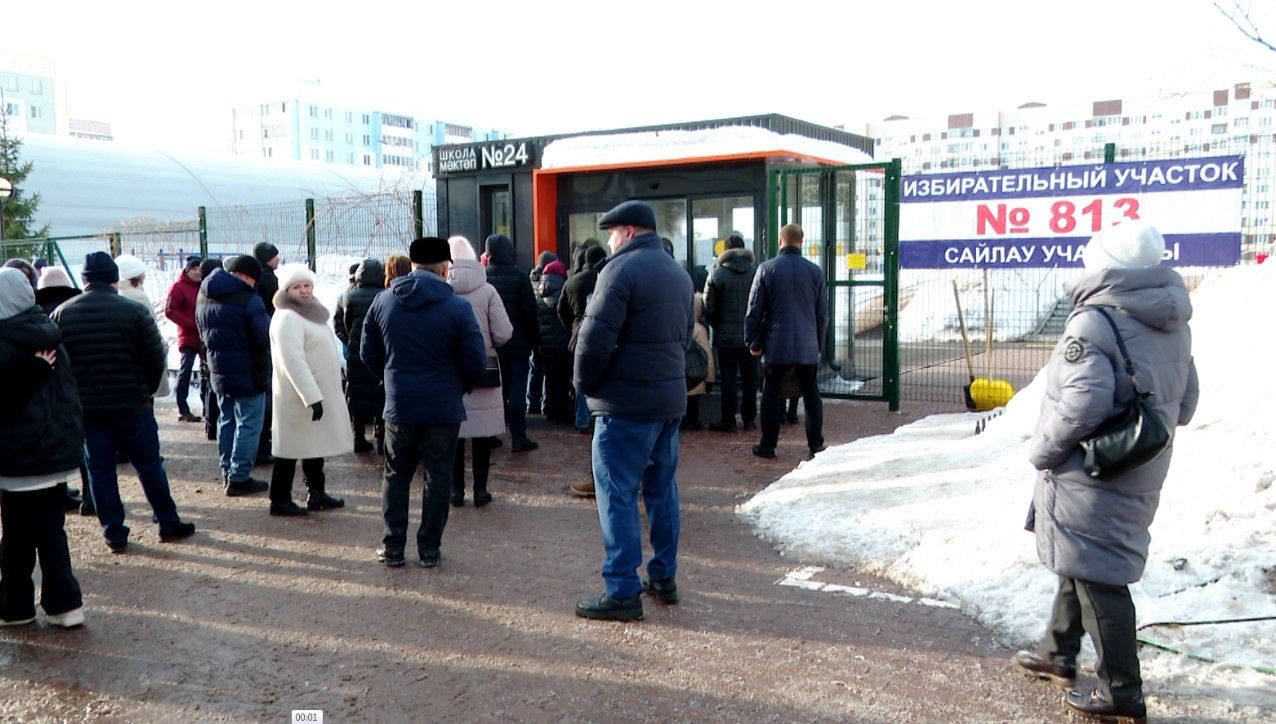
left=704, top=233, right=758, bottom=433
left=744, top=224, right=828, bottom=460
left=337, top=258, right=386, bottom=453
left=252, top=242, right=281, bottom=462
left=52, top=253, right=196, bottom=553
left=558, top=244, right=608, bottom=440
left=483, top=234, right=541, bottom=452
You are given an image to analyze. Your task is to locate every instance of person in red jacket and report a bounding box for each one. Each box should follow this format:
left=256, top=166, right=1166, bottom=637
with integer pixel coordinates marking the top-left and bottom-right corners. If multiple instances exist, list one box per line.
left=165, top=256, right=204, bottom=422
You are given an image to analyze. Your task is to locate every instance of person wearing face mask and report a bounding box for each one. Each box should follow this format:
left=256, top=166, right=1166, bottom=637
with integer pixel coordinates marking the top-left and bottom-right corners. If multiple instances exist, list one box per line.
left=573, top=200, right=694, bottom=622
left=265, top=264, right=352, bottom=516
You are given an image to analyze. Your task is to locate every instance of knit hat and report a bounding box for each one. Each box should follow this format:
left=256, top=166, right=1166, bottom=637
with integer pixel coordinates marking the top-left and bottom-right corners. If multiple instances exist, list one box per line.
left=448, top=235, right=477, bottom=262
left=598, top=200, right=657, bottom=230
left=2, top=259, right=37, bottom=289
left=37, top=266, right=74, bottom=290
left=1083, top=222, right=1166, bottom=272
left=276, top=263, right=316, bottom=291
left=409, top=236, right=451, bottom=265
left=184, top=255, right=202, bottom=271
left=82, top=251, right=120, bottom=284
left=543, top=260, right=567, bottom=278
left=253, top=242, right=280, bottom=265
left=226, top=254, right=262, bottom=281
left=0, top=267, right=36, bottom=320
left=114, top=254, right=147, bottom=281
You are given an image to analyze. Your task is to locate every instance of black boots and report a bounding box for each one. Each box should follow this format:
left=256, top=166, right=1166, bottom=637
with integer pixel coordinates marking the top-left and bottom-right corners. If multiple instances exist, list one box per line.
left=575, top=594, right=643, bottom=621
left=1063, top=688, right=1146, bottom=723
left=1012, top=650, right=1076, bottom=688
left=307, top=491, right=344, bottom=511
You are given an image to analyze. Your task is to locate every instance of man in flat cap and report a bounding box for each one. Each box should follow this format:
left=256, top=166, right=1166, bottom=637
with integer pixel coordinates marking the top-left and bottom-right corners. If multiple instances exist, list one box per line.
left=360, top=236, right=486, bottom=569
left=197, top=255, right=273, bottom=496
left=573, top=200, right=694, bottom=621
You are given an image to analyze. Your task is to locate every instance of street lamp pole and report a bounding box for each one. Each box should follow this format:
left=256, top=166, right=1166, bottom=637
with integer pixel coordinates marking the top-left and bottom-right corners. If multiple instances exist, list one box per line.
left=0, top=176, right=11, bottom=243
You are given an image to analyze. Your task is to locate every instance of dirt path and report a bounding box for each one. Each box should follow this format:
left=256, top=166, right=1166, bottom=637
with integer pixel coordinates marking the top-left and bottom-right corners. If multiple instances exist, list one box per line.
left=0, top=398, right=1077, bottom=722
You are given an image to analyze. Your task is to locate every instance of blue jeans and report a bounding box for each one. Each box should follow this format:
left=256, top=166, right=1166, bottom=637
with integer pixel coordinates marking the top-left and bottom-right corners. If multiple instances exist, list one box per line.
left=591, top=415, right=681, bottom=599
left=498, top=351, right=530, bottom=439
left=574, top=384, right=591, bottom=430
left=381, top=421, right=460, bottom=557
left=83, top=413, right=181, bottom=546
left=217, top=392, right=266, bottom=482
left=174, top=347, right=200, bottom=416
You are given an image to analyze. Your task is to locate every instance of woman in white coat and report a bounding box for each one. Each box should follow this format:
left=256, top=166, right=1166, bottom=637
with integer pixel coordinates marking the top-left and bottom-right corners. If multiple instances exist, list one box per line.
left=114, top=254, right=171, bottom=398
left=267, top=264, right=353, bottom=516
left=447, top=236, right=512, bottom=507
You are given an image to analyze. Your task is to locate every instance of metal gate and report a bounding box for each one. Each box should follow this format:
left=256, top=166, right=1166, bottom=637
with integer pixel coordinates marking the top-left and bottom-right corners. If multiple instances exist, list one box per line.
left=767, top=160, right=902, bottom=411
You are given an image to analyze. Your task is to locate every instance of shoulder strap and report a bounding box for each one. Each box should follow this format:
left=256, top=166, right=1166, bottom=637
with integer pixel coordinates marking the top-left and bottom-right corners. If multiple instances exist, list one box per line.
left=1086, top=306, right=1144, bottom=393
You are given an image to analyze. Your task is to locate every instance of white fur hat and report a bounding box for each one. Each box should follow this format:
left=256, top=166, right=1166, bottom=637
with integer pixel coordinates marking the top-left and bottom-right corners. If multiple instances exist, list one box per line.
left=1082, top=221, right=1166, bottom=271
left=114, top=254, right=148, bottom=281
left=276, top=262, right=316, bottom=290
left=448, top=235, right=477, bottom=261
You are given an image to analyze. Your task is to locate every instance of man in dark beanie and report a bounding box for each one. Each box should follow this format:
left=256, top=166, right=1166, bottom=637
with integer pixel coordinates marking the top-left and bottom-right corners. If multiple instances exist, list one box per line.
left=360, top=236, right=485, bottom=569
left=483, top=233, right=540, bottom=452
left=52, top=252, right=197, bottom=552
left=252, top=243, right=281, bottom=315
left=197, top=255, right=272, bottom=496
left=165, top=255, right=205, bottom=423
left=573, top=200, right=693, bottom=621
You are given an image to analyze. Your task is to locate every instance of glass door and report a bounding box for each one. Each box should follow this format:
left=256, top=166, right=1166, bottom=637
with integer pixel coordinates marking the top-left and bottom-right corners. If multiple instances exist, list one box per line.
left=691, top=196, right=755, bottom=290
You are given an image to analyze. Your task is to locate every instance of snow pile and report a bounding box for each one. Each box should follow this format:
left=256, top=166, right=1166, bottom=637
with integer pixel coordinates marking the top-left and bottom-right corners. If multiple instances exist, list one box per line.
left=740, top=262, right=1276, bottom=706
left=541, top=126, right=874, bottom=169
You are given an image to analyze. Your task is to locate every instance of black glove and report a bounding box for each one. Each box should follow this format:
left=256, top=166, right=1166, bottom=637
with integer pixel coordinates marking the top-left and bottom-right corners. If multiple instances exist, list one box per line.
left=310, top=401, right=324, bottom=421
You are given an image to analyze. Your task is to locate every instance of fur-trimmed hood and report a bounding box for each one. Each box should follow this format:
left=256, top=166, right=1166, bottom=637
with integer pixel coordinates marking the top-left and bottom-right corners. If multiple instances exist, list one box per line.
left=272, top=291, right=330, bottom=325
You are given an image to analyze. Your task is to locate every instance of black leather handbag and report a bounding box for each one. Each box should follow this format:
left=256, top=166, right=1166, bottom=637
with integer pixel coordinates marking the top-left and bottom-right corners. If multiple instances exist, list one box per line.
left=1077, top=307, right=1172, bottom=479
left=475, top=356, right=502, bottom=388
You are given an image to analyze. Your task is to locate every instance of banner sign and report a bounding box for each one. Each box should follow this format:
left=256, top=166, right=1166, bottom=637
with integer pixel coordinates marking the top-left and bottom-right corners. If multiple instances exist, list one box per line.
left=898, top=156, right=1244, bottom=268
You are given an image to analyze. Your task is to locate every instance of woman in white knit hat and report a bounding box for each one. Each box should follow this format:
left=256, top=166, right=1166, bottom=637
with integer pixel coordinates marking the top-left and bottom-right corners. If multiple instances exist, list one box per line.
left=266, top=263, right=352, bottom=516
left=1016, top=221, right=1199, bottom=721
left=114, top=254, right=171, bottom=397
left=446, top=236, right=512, bottom=508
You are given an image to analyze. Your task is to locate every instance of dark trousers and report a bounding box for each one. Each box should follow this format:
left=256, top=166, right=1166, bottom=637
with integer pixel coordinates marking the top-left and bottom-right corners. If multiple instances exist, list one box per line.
left=759, top=364, right=824, bottom=452
left=270, top=457, right=325, bottom=503
left=541, top=348, right=573, bottom=424
left=452, top=437, right=495, bottom=494
left=497, top=351, right=530, bottom=440
left=258, top=396, right=273, bottom=459
left=201, top=357, right=219, bottom=440
left=83, top=412, right=181, bottom=546
left=174, top=347, right=201, bottom=416
left=382, top=421, right=460, bottom=557
left=527, top=351, right=544, bottom=410
left=0, top=484, right=83, bottom=618
left=1038, top=575, right=1143, bottom=705
left=716, top=346, right=758, bottom=425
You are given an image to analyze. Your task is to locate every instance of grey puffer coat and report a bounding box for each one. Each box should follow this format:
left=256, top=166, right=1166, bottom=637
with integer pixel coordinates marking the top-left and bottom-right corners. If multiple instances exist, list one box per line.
left=1029, top=266, right=1199, bottom=586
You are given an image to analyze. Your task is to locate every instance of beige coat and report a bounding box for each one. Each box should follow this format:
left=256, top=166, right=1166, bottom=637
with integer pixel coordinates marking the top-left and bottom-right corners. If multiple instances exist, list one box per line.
left=450, top=260, right=513, bottom=438
left=120, top=283, right=170, bottom=397
left=269, top=294, right=354, bottom=460
left=688, top=293, right=716, bottom=396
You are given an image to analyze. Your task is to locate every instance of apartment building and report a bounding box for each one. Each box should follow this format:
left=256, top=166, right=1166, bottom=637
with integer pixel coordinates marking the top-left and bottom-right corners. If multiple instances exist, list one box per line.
left=0, top=51, right=60, bottom=135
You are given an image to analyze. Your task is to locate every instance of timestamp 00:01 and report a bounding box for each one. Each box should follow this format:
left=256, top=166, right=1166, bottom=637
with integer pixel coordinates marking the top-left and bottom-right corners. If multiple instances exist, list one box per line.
left=291, top=711, right=323, bottom=723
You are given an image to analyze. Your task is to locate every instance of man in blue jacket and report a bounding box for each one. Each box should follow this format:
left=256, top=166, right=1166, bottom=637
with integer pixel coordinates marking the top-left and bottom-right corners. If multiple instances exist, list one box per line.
left=196, top=256, right=272, bottom=496
left=573, top=201, right=694, bottom=622
left=745, top=223, right=828, bottom=460
left=360, top=237, right=486, bottom=569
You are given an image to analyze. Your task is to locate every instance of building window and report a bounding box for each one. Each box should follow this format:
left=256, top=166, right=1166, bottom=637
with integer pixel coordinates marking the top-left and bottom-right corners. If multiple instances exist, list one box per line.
left=363, top=134, right=371, bottom=146
left=362, top=114, right=370, bottom=125
left=30, top=79, right=43, bottom=94
left=362, top=153, right=372, bottom=165
left=262, top=128, right=270, bottom=139
left=324, top=108, right=332, bottom=119
left=3, top=76, right=17, bottom=92
left=310, top=148, right=320, bottom=160
left=325, top=150, right=334, bottom=162
left=309, top=105, right=317, bottom=118
left=345, top=132, right=353, bottom=144
left=310, top=128, right=319, bottom=140
left=324, top=130, right=334, bottom=142
left=345, top=112, right=353, bottom=123
left=1212, top=123, right=1228, bottom=134
left=29, top=105, right=42, bottom=119
left=346, top=152, right=354, bottom=164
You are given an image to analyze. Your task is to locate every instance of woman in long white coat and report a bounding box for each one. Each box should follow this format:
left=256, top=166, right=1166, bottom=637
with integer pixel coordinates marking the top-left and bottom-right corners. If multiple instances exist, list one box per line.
left=267, top=264, right=353, bottom=516
left=114, top=254, right=171, bottom=398
left=447, top=236, right=512, bottom=507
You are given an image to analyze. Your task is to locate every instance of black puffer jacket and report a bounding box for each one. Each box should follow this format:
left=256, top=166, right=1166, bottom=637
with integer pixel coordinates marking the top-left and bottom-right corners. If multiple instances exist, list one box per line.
left=342, top=259, right=386, bottom=419
left=483, top=234, right=540, bottom=356
left=558, top=246, right=607, bottom=352
left=703, top=248, right=756, bottom=348
left=35, top=286, right=80, bottom=316
left=0, top=307, right=84, bottom=478
left=535, top=270, right=569, bottom=351
left=51, top=284, right=166, bottom=416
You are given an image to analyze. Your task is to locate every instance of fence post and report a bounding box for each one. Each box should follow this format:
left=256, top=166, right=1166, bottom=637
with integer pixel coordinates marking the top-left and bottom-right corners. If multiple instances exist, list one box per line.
left=305, top=198, right=317, bottom=271
left=198, top=206, right=208, bottom=258
left=1104, top=142, right=1116, bottom=164
left=882, top=158, right=903, bottom=412
left=108, top=232, right=122, bottom=257
left=413, top=190, right=424, bottom=240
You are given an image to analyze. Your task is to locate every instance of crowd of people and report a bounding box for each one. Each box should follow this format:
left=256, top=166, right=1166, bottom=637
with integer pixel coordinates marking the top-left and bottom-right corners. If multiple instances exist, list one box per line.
left=0, top=202, right=1194, bottom=722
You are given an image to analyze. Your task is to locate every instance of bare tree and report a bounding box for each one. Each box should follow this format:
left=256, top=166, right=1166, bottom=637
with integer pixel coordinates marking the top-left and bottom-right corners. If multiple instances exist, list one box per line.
left=1214, top=1, right=1276, bottom=52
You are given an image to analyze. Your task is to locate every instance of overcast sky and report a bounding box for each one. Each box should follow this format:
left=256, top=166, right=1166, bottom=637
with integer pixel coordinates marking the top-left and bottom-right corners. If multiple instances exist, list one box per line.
left=6, top=0, right=1276, bottom=155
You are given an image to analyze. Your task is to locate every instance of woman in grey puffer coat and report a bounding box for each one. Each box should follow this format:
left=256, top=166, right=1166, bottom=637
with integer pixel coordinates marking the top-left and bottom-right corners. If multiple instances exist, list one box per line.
left=1016, top=221, right=1199, bottom=722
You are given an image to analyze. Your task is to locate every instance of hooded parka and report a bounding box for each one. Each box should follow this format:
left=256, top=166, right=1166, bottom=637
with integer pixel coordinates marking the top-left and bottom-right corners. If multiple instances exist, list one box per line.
left=1029, top=266, right=1199, bottom=586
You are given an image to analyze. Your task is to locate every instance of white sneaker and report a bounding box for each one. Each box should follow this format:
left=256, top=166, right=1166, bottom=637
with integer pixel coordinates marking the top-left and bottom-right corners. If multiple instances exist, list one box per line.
left=0, top=615, right=35, bottom=627
left=45, top=607, right=85, bottom=628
